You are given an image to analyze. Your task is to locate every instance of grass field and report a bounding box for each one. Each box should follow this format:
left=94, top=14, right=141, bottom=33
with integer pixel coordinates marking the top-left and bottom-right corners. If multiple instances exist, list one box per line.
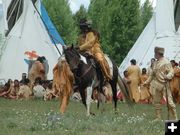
left=0, top=98, right=179, bottom=135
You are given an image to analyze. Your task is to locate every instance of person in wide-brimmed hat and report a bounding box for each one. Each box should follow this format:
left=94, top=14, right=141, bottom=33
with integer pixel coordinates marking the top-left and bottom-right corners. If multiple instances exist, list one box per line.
left=77, top=18, right=111, bottom=81
left=143, top=46, right=178, bottom=121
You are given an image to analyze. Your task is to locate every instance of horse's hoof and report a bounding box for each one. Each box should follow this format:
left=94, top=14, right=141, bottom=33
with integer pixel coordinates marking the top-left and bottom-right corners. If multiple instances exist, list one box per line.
left=101, top=108, right=105, bottom=113
left=90, top=112, right=96, bottom=116
left=114, top=110, right=118, bottom=115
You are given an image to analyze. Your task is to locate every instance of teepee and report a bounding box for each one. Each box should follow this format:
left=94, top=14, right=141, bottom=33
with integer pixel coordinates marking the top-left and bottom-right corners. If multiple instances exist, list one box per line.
left=119, top=0, right=180, bottom=75
left=0, top=4, right=3, bottom=33
left=0, top=0, right=64, bottom=81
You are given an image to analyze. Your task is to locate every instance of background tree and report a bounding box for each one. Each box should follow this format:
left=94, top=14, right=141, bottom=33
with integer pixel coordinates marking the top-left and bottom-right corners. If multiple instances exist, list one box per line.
left=73, top=5, right=87, bottom=35
left=43, top=0, right=149, bottom=65
left=140, top=0, right=153, bottom=29
left=88, top=0, right=142, bottom=64
left=43, top=0, right=78, bottom=45
left=73, top=5, right=87, bottom=26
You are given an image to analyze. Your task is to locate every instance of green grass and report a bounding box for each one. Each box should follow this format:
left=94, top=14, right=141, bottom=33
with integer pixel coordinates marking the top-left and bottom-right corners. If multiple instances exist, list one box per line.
left=0, top=98, right=179, bottom=135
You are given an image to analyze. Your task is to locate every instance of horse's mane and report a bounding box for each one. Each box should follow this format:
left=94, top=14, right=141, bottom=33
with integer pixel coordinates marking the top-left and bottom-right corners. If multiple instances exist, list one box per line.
left=65, top=46, right=79, bottom=56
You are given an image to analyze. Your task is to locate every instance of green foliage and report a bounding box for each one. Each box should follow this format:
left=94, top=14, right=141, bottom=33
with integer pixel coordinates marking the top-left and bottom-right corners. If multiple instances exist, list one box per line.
left=73, top=5, right=87, bottom=26
left=42, top=0, right=152, bottom=65
left=88, top=0, right=142, bottom=64
left=43, top=0, right=78, bottom=45
left=73, top=5, right=88, bottom=36
left=141, top=0, right=153, bottom=29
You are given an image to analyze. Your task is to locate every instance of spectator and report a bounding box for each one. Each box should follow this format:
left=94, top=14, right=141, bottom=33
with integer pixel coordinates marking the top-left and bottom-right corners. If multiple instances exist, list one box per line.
left=33, top=77, right=46, bottom=98
left=28, top=57, right=45, bottom=87
left=139, top=68, right=151, bottom=103
left=170, top=60, right=180, bottom=103
left=17, top=79, right=32, bottom=99
left=126, top=59, right=141, bottom=103
left=20, top=73, right=27, bottom=85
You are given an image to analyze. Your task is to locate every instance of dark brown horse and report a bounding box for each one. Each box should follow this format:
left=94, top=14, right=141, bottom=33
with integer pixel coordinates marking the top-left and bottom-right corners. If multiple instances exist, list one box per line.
left=64, top=45, right=129, bottom=116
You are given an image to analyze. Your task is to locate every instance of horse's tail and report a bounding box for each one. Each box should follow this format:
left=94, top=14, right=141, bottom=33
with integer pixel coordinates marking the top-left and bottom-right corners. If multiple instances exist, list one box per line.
left=117, top=73, right=134, bottom=106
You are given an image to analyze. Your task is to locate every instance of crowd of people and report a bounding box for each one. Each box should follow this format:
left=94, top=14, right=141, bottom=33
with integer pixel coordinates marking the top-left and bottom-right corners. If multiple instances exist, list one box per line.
left=122, top=47, right=179, bottom=120
left=0, top=19, right=179, bottom=120
left=0, top=56, right=57, bottom=100
left=0, top=73, right=56, bottom=100
left=123, top=58, right=180, bottom=105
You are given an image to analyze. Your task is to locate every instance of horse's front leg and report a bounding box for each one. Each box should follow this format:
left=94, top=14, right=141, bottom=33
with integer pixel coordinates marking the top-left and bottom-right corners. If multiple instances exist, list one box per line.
left=79, top=88, right=87, bottom=108
left=86, top=86, right=93, bottom=116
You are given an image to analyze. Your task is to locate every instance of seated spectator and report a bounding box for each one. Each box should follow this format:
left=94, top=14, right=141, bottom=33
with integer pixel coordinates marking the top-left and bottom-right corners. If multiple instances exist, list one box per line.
left=17, top=79, right=32, bottom=99
left=0, top=79, right=13, bottom=98
left=44, top=81, right=59, bottom=101
left=33, top=77, right=46, bottom=98
left=7, top=80, right=20, bottom=99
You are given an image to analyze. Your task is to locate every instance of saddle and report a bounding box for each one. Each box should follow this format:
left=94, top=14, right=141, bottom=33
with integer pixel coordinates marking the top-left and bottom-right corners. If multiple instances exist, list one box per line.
left=80, top=52, right=97, bottom=68
left=83, top=53, right=113, bottom=79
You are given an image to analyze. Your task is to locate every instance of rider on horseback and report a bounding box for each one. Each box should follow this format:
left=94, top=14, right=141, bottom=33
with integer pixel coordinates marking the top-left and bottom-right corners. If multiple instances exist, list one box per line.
left=76, top=18, right=112, bottom=81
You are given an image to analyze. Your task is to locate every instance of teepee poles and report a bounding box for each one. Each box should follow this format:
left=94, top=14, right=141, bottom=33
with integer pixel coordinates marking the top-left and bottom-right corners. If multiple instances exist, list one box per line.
left=31, top=0, right=62, bottom=56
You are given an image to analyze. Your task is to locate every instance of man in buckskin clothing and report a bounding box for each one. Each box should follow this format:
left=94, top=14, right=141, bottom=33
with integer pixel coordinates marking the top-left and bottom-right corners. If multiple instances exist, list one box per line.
left=77, top=19, right=111, bottom=81
left=143, top=47, right=178, bottom=121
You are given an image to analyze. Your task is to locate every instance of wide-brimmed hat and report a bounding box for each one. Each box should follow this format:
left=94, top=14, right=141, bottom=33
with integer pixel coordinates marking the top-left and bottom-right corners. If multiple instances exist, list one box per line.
left=154, top=46, right=164, bottom=54
left=79, top=19, right=92, bottom=28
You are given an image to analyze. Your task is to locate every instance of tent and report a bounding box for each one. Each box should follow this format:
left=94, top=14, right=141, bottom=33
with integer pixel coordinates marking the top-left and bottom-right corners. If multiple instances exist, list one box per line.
left=0, top=4, right=3, bottom=33
left=0, top=0, right=64, bottom=81
left=119, top=0, right=180, bottom=75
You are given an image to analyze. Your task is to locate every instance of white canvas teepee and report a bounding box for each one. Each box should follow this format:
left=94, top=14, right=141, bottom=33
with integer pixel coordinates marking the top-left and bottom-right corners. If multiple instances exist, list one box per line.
left=0, top=0, right=64, bottom=81
left=119, top=0, right=180, bottom=75
left=0, top=4, right=3, bottom=33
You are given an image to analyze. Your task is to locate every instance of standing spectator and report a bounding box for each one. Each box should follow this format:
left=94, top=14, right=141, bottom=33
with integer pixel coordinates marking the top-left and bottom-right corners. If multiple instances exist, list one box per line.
left=147, top=58, right=156, bottom=102
left=147, top=58, right=156, bottom=76
left=126, top=59, right=141, bottom=103
left=122, top=70, right=132, bottom=100
left=28, top=57, right=45, bottom=87
left=143, top=47, right=177, bottom=121
left=139, top=68, right=151, bottom=103
left=170, top=60, right=180, bottom=103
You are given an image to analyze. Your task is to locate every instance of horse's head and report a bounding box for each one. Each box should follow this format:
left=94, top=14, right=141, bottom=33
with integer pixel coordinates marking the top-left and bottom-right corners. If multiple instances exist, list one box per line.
left=63, top=45, right=81, bottom=71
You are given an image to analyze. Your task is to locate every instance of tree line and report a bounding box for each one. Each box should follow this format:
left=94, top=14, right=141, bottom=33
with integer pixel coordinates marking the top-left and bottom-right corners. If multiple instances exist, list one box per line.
left=43, top=0, right=153, bottom=65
